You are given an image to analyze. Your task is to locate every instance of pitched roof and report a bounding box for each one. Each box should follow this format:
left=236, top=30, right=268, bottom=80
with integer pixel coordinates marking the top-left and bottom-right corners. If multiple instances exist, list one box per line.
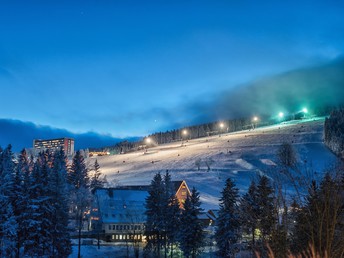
left=95, top=188, right=148, bottom=224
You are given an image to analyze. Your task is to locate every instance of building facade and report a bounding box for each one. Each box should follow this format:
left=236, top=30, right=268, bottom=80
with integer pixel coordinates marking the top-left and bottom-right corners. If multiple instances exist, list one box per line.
left=33, top=137, right=74, bottom=156
left=89, top=181, right=191, bottom=242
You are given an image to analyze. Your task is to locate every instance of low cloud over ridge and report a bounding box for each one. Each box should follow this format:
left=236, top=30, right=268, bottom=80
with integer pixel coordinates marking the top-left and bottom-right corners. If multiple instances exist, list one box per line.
left=181, top=57, right=344, bottom=124
left=0, top=119, right=136, bottom=152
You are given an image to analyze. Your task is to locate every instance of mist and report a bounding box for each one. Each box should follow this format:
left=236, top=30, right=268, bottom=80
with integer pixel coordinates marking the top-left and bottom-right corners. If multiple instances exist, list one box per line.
left=184, top=57, right=344, bottom=124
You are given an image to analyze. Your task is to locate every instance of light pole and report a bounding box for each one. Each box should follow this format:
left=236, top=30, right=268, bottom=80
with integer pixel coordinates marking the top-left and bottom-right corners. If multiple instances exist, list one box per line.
left=181, top=129, right=188, bottom=146
left=252, top=116, right=259, bottom=129
left=145, top=137, right=151, bottom=153
left=219, top=122, right=225, bottom=137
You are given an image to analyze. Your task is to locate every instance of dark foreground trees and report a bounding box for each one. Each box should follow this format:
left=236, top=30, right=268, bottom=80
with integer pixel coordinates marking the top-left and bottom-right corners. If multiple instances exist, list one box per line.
left=179, top=187, right=204, bottom=258
left=215, top=178, right=241, bottom=257
left=144, top=172, right=204, bottom=258
left=0, top=146, right=72, bottom=257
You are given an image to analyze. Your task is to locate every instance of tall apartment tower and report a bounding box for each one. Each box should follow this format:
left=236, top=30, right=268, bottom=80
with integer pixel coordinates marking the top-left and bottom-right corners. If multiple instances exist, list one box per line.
left=33, top=138, right=75, bottom=156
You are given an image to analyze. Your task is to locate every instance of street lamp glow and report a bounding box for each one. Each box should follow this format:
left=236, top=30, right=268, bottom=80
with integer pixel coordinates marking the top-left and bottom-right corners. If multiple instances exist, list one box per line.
left=182, top=129, right=188, bottom=135
left=219, top=122, right=224, bottom=128
left=278, top=112, right=284, bottom=118
left=302, top=108, right=308, bottom=113
left=145, top=137, right=151, bottom=144
left=253, top=116, right=258, bottom=122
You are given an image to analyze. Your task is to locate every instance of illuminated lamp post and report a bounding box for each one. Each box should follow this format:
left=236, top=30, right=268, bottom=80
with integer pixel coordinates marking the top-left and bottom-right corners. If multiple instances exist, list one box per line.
left=145, top=137, right=151, bottom=152
left=219, top=122, right=225, bottom=136
left=181, top=129, right=188, bottom=146
left=252, top=116, right=259, bottom=129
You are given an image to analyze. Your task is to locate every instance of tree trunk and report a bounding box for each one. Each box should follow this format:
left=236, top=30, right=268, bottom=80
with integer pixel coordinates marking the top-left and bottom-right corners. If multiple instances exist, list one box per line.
left=78, top=211, right=82, bottom=258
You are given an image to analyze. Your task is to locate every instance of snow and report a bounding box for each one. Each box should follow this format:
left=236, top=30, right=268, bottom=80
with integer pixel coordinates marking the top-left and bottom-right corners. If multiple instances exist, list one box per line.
left=69, top=244, right=130, bottom=258
left=92, top=117, right=337, bottom=210
left=96, top=189, right=148, bottom=223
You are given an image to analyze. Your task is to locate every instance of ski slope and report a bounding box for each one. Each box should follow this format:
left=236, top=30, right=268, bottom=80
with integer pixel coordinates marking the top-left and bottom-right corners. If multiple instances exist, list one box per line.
left=92, top=117, right=337, bottom=209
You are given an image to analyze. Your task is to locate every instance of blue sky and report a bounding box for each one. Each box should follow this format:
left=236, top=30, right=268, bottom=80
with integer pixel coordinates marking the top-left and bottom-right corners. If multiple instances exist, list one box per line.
left=1, top=0, right=344, bottom=149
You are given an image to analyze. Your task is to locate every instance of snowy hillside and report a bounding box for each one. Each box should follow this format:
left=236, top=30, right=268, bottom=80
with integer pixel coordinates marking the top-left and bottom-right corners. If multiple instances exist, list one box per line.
left=92, top=117, right=337, bottom=209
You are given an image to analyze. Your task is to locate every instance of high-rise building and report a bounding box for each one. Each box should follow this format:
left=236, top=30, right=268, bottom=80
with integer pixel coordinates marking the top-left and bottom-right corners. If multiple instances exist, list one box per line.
left=33, top=138, right=74, bottom=156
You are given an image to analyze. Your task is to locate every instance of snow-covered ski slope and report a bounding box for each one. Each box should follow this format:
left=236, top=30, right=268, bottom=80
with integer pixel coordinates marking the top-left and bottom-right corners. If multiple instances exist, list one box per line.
left=93, top=117, right=337, bottom=209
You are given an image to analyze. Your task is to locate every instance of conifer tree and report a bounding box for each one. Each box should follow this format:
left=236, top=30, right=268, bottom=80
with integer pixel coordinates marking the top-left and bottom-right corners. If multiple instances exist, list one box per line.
left=256, top=176, right=275, bottom=244
left=164, top=172, right=181, bottom=258
left=90, top=159, right=104, bottom=192
left=13, top=149, right=31, bottom=257
left=23, top=153, right=46, bottom=256
left=215, top=178, right=241, bottom=257
left=144, top=172, right=165, bottom=257
left=0, top=145, right=18, bottom=257
left=50, top=149, right=72, bottom=257
left=69, top=150, right=91, bottom=258
left=240, top=180, right=259, bottom=248
left=69, top=150, right=89, bottom=189
left=178, top=187, right=204, bottom=258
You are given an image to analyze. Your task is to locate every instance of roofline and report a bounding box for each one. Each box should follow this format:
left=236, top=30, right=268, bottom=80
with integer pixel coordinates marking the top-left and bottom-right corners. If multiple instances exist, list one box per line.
left=175, top=180, right=191, bottom=196
left=34, top=137, right=74, bottom=142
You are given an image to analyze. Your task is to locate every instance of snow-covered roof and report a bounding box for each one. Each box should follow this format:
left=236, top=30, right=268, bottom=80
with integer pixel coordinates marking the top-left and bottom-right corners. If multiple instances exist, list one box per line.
left=95, top=188, right=148, bottom=224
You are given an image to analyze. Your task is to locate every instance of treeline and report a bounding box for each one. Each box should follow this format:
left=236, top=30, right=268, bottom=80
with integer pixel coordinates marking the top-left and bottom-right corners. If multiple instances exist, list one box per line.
left=98, top=117, right=259, bottom=154
left=0, top=145, right=104, bottom=258
left=216, top=170, right=344, bottom=257
left=147, top=118, right=255, bottom=144
left=325, top=108, right=344, bottom=159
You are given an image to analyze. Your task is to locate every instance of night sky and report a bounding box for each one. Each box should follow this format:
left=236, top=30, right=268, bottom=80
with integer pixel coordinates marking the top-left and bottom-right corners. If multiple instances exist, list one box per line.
left=1, top=1, right=344, bottom=150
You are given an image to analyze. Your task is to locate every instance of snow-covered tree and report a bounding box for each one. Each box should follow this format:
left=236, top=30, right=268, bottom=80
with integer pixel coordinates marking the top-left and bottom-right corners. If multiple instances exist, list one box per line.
left=69, top=150, right=91, bottom=258
left=0, top=145, right=18, bottom=257
left=215, top=178, right=241, bottom=257
left=49, top=149, right=72, bottom=257
left=178, top=187, right=204, bottom=258
left=13, top=149, right=31, bottom=257
left=23, top=151, right=55, bottom=256
left=69, top=150, right=89, bottom=189
left=89, top=159, right=104, bottom=192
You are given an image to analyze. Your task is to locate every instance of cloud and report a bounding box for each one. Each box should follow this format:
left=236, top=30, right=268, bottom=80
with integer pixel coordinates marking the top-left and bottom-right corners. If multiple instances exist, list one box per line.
left=0, top=119, right=139, bottom=152
left=171, top=57, right=344, bottom=125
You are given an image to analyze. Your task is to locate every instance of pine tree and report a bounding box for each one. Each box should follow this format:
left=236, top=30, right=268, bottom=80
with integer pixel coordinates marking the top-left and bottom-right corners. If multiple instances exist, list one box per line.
left=49, top=149, right=72, bottom=257
left=240, top=180, right=259, bottom=248
left=144, top=172, right=165, bottom=257
left=0, top=145, right=18, bottom=257
left=69, top=150, right=89, bottom=189
left=13, top=149, right=31, bottom=258
left=90, top=159, right=104, bottom=192
left=69, top=150, right=91, bottom=258
left=256, top=176, right=275, bottom=249
left=215, top=178, right=241, bottom=257
left=293, top=173, right=344, bottom=257
left=178, top=187, right=204, bottom=258
left=23, top=151, right=55, bottom=256
left=164, top=172, right=181, bottom=258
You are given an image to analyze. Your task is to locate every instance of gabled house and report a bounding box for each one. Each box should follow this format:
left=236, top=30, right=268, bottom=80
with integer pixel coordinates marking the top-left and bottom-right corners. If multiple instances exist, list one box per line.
left=89, top=180, right=191, bottom=242
left=173, top=180, right=191, bottom=208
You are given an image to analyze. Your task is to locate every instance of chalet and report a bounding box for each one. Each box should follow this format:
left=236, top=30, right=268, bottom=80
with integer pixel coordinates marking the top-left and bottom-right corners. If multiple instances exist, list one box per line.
left=89, top=180, right=191, bottom=242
